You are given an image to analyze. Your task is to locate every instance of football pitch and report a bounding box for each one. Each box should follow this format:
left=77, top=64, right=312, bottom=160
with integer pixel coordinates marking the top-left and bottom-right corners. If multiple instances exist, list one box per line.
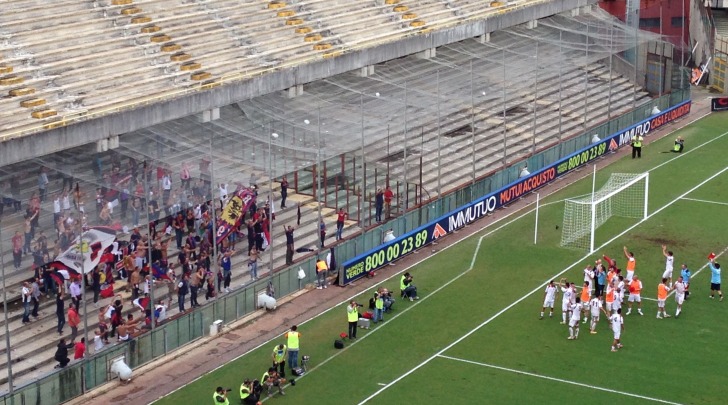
left=156, top=113, right=728, bottom=405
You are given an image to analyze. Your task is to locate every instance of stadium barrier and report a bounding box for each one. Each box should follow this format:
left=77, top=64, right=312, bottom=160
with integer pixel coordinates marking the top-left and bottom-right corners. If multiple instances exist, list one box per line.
left=0, top=89, right=689, bottom=405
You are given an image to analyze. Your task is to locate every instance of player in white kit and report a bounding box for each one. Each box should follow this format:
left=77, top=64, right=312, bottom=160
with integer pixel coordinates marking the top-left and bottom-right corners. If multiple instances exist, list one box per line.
left=671, top=276, right=687, bottom=317
left=559, top=278, right=574, bottom=324
left=589, top=294, right=608, bottom=334
left=662, top=245, right=675, bottom=288
left=540, top=280, right=559, bottom=319
left=583, top=265, right=595, bottom=293
left=568, top=297, right=582, bottom=340
left=609, top=308, right=624, bottom=352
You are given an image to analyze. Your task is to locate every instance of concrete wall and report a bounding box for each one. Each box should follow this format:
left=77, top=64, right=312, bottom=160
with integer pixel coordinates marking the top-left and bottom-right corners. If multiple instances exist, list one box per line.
left=0, top=0, right=594, bottom=167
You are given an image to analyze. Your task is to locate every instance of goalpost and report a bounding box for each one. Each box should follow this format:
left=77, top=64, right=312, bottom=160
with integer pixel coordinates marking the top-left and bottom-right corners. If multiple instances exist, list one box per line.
left=560, top=172, right=649, bottom=252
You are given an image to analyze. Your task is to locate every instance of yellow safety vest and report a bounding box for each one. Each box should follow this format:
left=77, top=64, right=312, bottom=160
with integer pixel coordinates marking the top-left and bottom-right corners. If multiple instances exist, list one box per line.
left=673, top=141, right=682, bottom=152
left=632, top=136, right=642, bottom=148
left=240, top=384, right=250, bottom=399
left=316, top=260, right=328, bottom=273
left=375, top=297, right=384, bottom=310
left=347, top=305, right=359, bottom=322
left=213, top=392, right=229, bottom=405
left=287, top=331, right=300, bottom=350
left=262, top=371, right=270, bottom=383
left=400, top=275, right=406, bottom=291
left=273, top=345, right=286, bottom=362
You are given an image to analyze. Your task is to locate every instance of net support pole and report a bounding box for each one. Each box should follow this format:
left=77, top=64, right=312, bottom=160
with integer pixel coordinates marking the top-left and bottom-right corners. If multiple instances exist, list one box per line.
left=589, top=164, right=597, bottom=253
left=534, top=192, right=540, bottom=245
left=643, top=173, right=649, bottom=219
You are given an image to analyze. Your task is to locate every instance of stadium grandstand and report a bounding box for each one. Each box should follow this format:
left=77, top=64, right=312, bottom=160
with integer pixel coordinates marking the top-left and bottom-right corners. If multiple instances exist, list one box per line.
left=0, top=0, right=689, bottom=402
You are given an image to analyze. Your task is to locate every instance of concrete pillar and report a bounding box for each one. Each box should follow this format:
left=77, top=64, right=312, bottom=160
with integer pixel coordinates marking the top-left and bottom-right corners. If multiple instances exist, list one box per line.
left=356, top=66, right=375, bottom=77
left=197, top=108, right=220, bottom=123
left=416, top=48, right=436, bottom=60
left=479, top=32, right=491, bottom=43
left=96, top=139, right=109, bottom=153
left=287, top=87, right=297, bottom=98
left=296, top=84, right=304, bottom=96
left=563, top=8, right=579, bottom=17
left=108, top=135, right=119, bottom=149
left=524, top=20, right=537, bottom=29
left=367, top=65, right=375, bottom=75
left=580, top=4, right=592, bottom=14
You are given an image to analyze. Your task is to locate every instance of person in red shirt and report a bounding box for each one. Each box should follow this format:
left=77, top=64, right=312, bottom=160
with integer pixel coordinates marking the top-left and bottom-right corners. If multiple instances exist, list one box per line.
left=335, top=208, right=348, bottom=241
left=11, top=230, right=23, bottom=269
left=68, top=306, right=81, bottom=343
left=74, top=338, right=86, bottom=360
left=383, top=187, right=394, bottom=220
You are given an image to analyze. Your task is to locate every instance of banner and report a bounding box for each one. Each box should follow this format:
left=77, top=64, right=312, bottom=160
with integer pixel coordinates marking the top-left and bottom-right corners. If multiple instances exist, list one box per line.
left=216, top=187, right=256, bottom=245
left=341, top=100, right=692, bottom=285
left=711, top=97, right=728, bottom=112
left=49, top=226, right=117, bottom=280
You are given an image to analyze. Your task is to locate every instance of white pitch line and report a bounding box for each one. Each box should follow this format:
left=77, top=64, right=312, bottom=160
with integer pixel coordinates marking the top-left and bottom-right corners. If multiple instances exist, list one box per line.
left=358, top=165, right=728, bottom=404
left=680, top=197, right=728, bottom=207
left=437, top=355, right=684, bottom=405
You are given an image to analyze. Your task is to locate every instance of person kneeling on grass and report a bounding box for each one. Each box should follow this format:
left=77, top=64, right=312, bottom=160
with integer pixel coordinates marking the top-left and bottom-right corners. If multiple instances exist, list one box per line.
left=240, top=378, right=262, bottom=405
left=662, top=136, right=684, bottom=153
left=262, top=367, right=286, bottom=397
left=400, top=272, right=419, bottom=301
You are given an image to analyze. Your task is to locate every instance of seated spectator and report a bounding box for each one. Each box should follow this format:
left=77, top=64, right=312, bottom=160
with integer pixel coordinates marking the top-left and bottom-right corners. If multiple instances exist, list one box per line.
left=240, top=378, right=262, bottom=405
left=261, top=367, right=286, bottom=397
left=377, top=287, right=395, bottom=312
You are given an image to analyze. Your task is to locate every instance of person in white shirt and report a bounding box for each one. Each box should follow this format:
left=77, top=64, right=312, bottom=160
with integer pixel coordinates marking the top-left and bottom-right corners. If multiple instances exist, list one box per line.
left=218, top=183, right=228, bottom=209
left=69, top=280, right=82, bottom=311
left=540, top=280, right=559, bottom=320
left=568, top=298, right=583, bottom=340
left=559, top=278, right=574, bottom=324
left=662, top=245, right=675, bottom=288
left=155, top=303, right=168, bottom=323
left=53, top=195, right=62, bottom=223
left=671, top=276, right=687, bottom=317
left=93, top=329, right=105, bottom=353
left=614, top=276, right=625, bottom=312
left=610, top=308, right=624, bottom=352
left=583, top=265, right=595, bottom=293
left=589, top=294, right=608, bottom=334
left=61, top=191, right=70, bottom=212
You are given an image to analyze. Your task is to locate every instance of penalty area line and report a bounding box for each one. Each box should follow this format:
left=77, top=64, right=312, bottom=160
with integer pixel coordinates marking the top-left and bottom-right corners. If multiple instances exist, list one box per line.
left=680, top=197, right=728, bottom=207
left=436, top=355, right=684, bottom=405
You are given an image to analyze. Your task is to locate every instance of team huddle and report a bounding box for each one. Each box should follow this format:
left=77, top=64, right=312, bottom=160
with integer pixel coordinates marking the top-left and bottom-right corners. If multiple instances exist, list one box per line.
left=539, top=245, right=722, bottom=352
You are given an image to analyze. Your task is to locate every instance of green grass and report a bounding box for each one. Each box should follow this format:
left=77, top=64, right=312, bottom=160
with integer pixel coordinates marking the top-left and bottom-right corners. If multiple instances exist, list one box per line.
left=157, top=113, right=728, bottom=405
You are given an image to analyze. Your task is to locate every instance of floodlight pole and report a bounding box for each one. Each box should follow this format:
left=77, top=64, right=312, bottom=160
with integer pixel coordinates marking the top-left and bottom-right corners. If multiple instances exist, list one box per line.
left=608, top=24, right=614, bottom=121
left=436, top=69, right=442, bottom=198
left=268, top=131, right=274, bottom=282
left=470, top=60, right=476, bottom=202
left=360, top=93, right=365, bottom=226
left=0, top=223, right=14, bottom=394
left=558, top=31, right=564, bottom=146
left=402, top=80, right=409, bottom=214
left=531, top=41, right=539, bottom=155
left=501, top=48, right=507, bottom=167
left=143, top=162, right=156, bottom=329
left=583, top=23, right=590, bottom=129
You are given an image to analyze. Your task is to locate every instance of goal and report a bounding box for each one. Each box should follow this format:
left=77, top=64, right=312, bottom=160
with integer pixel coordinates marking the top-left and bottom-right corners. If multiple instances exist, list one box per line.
left=560, top=173, right=649, bottom=252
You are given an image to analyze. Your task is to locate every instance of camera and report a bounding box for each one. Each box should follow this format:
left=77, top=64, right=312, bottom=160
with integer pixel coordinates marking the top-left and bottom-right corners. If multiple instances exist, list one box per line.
left=356, top=303, right=364, bottom=307
left=302, top=355, right=310, bottom=361
left=225, top=388, right=232, bottom=392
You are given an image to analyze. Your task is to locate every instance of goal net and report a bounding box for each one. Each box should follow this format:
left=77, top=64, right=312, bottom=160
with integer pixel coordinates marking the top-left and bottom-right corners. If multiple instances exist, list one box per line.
left=560, top=173, right=649, bottom=252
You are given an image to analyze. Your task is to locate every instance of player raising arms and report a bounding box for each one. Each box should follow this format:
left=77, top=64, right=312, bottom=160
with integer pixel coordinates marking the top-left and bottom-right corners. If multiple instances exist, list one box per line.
left=623, top=246, right=636, bottom=282
left=559, top=278, right=574, bottom=325
left=662, top=245, right=675, bottom=288
left=540, top=280, right=559, bottom=320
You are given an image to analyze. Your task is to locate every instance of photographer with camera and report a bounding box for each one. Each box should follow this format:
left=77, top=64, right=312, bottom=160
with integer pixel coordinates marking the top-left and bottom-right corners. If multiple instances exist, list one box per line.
left=271, top=343, right=287, bottom=377
left=400, top=272, right=419, bottom=301
left=213, top=386, right=231, bottom=405
left=347, top=300, right=361, bottom=339
left=261, top=367, right=286, bottom=397
left=240, top=378, right=262, bottom=405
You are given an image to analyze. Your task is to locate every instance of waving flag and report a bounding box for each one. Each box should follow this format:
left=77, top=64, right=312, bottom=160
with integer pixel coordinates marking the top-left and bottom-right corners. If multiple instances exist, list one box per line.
left=55, top=226, right=117, bottom=275
left=151, top=262, right=171, bottom=280
left=216, top=187, right=256, bottom=245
